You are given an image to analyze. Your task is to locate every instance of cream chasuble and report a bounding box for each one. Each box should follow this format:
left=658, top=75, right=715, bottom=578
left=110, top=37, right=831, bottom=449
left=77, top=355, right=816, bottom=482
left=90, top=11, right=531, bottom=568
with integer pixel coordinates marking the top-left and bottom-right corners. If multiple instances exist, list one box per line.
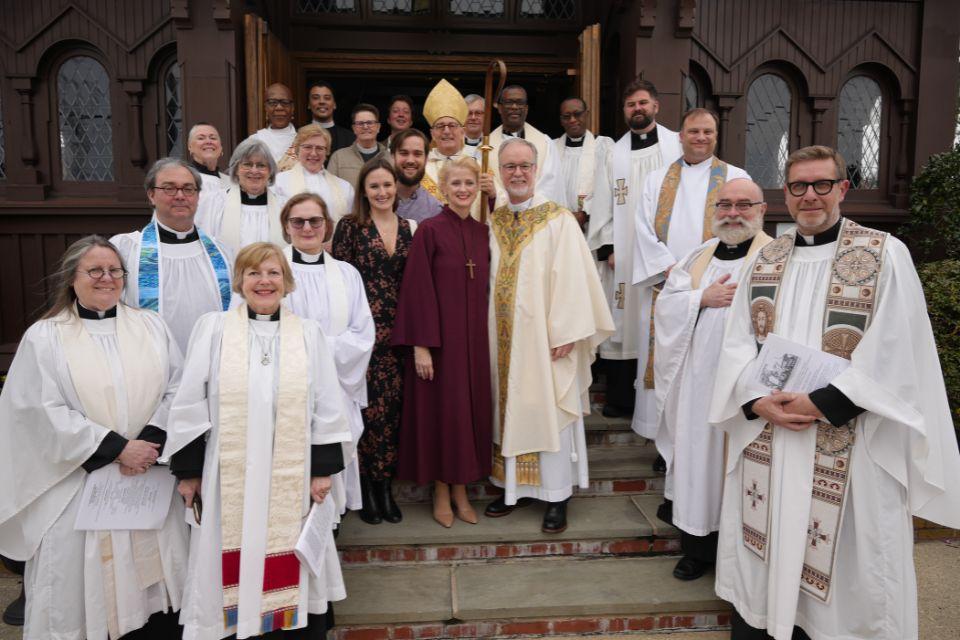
left=487, top=194, right=613, bottom=502
left=275, top=163, right=354, bottom=224
left=708, top=223, right=960, bottom=640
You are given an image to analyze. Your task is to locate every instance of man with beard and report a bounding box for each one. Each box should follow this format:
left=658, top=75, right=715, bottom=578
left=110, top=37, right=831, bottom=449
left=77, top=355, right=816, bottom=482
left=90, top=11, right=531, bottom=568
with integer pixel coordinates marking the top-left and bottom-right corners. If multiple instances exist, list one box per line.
left=596, top=79, right=681, bottom=422
left=392, top=128, right=443, bottom=222
left=652, top=178, right=771, bottom=582
left=247, top=83, right=299, bottom=171
left=463, top=94, right=484, bottom=148
left=308, top=81, right=355, bottom=157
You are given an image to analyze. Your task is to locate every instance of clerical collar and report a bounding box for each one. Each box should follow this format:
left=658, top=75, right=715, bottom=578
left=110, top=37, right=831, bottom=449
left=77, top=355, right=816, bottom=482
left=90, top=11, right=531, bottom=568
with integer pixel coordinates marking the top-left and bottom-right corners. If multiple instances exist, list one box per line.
left=192, top=160, right=219, bottom=177
left=714, top=238, right=753, bottom=260
left=241, top=191, right=268, bottom=206
left=503, top=128, right=525, bottom=139
left=682, top=155, right=714, bottom=168
left=465, top=137, right=481, bottom=146
left=508, top=197, right=534, bottom=213
left=631, top=127, right=659, bottom=150
left=795, top=218, right=842, bottom=247
left=247, top=307, right=281, bottom=321
left=76, top=301, right=117, bottom=320
left=313, top=119, right=335, bottom=129
left=357, top=143, right=379, bottom=154
left=292, top=247, right=325, bottom=265
left=565, top=136, right=585, bottom=147
left=156, top=220, right=199, bottom=244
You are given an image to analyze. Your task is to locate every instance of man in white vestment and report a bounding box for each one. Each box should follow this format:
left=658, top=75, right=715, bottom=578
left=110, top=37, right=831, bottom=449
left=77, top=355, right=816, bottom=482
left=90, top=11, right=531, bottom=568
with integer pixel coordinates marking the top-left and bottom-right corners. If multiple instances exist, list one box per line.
left=463, top=94, right=485, bottom=148
left=653, top=178, right=772, bottom=583
left=486, top=85, right=560, bottom=205
left=308, top=81, right=355, bottom=157
left=419, top=79, right=480, bottom=215
left=392, top=128, right=443, bottom=222
left=112, top=158, right=233, bottom=355
left=632, top=108, right=748, bottom=448
left=594, top=79, right=681, bottom=421
left=709, top=145, right=960, bottom=640
left=483, top=138, right=614, bottom=533
left=552, top=97, right=613, bottom=232
left=246, top=83, right=298, bottom=171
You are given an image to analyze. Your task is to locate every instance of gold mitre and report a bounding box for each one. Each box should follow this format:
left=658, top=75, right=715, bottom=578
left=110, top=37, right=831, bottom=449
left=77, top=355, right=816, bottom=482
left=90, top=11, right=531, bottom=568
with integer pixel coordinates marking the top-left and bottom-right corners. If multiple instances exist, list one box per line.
left=423, top=79, right=468, bottom=127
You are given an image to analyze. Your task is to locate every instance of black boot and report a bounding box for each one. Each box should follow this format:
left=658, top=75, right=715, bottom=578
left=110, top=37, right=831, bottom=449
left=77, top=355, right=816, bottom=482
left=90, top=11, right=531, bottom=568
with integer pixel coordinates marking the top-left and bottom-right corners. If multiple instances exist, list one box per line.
left=374, top=478, right=403, bottom=523
left=542, top=499, right=568, bottom=533
left=2, top=583, right=24, bottom=626
left=652, top=454, right=667, bottom=474
left=358, top=475, right=382, bottom=525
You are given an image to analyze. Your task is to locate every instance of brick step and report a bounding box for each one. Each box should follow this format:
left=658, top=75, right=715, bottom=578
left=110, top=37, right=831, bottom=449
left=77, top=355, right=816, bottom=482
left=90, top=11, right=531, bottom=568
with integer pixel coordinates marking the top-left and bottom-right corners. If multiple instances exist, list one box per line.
left=337, top=495, right=678, bottom=565
left=333, top=555, right=730, bottom=638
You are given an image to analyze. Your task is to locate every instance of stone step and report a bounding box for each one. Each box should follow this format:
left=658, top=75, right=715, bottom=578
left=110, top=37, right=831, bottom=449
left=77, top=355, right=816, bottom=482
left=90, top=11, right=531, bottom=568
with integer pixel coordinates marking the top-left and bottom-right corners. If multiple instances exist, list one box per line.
left=333, top=556, right=730, bottom=638
left=338, top=495, right=679, bottom=565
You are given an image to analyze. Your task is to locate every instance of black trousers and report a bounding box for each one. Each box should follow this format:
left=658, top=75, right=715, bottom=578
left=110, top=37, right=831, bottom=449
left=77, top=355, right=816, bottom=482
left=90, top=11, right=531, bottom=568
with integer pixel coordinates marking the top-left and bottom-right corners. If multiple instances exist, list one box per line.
left=681, top=530, right=718, bottom=563
left=118, top=610, right=183, bottom=639
left=601, top=357, right=637, bottom=409
left=729, top=608, right=811, bottom=640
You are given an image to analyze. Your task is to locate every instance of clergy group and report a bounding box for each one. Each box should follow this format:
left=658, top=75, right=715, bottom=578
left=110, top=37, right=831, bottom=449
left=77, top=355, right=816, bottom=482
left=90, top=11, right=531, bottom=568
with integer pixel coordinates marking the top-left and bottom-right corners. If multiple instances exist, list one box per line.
left=0, top=73, right=957, bottom=640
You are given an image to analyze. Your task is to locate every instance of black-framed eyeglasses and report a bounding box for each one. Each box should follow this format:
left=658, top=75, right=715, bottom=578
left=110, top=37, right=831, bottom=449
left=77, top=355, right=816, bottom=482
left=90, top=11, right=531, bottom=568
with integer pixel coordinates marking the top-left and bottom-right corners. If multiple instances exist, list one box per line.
left=715, top=201, right=764, bottom=213
left=84, top=267, right=127, bottom=280
left=287, top=216, right=326, bottom=230
left=154, top=185, right=199, bottom=196
left=786, top=179, right=841, bottom=197
left=560, top=110, right=586, bottom=121
left=353, top=120, right=378, bottom=129
left=499, top=99, right=527, bottom=108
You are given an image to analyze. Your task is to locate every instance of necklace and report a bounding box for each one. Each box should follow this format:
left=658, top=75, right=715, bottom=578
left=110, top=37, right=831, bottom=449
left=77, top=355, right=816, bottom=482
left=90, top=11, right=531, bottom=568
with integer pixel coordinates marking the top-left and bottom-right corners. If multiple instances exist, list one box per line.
left=254, top=332, right=274, bottom=366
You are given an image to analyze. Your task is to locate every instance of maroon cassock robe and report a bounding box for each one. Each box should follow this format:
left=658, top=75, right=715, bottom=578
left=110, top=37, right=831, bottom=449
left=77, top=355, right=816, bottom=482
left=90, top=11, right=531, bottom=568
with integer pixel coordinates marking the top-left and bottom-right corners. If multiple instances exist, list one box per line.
left=392, top=206, right=493, bottom=484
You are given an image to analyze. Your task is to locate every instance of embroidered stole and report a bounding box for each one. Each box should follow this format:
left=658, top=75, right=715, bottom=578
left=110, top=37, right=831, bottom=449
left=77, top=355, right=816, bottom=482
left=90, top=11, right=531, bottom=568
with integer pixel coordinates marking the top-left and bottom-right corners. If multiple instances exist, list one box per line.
left=57, top=305, right=167, bottom=640
left=743, top=218, right=888, bottom=603
left=137, top=220, right=231, bottom=313
left=283, top=246, right=349, bottom=334
left=222, top=187, right=287, bottom=250
left=555, top=132, right=597, bottom=209
left=421, top=171, right=445, bottom=205
left=642, top=157, right=728, bottom=389
left=688, top=232, right=773, bottom=290
left=219, top=304, right=309, bottom=632
left=286, top=163, right=348, bottom=222
left=489, top=202, right=564, bottom=486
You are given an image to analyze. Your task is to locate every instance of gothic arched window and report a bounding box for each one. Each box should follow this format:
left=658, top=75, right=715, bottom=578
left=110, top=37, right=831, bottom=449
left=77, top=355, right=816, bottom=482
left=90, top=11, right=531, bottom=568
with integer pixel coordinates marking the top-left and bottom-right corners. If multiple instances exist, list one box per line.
left=745, top=74, right=791, bottom=189
left=837, top=76, right=882, bottom=189
left=57, top=56, right=113, bottom=181
left=164, top=62, right=184, bottom=157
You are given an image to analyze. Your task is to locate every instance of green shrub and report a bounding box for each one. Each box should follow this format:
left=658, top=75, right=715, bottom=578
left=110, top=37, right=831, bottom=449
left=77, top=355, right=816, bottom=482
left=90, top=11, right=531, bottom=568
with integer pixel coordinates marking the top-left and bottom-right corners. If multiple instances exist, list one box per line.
left=900, top=144, right=960, bottom=262
left=917, top=260, right=960, bottom=429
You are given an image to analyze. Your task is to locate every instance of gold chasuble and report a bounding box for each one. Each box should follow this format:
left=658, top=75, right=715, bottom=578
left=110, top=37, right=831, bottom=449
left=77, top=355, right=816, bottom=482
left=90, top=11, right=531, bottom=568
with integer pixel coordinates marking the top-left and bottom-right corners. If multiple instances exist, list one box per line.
left=489, top=198, right=614, bottom=485
left=218, top=304, right=309, bottom=632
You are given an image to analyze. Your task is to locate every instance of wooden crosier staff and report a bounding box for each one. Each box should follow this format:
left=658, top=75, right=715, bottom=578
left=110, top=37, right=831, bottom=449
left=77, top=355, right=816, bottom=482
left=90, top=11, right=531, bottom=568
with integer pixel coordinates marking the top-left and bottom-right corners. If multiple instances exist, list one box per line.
left=480, top=59, right=507, bottom=224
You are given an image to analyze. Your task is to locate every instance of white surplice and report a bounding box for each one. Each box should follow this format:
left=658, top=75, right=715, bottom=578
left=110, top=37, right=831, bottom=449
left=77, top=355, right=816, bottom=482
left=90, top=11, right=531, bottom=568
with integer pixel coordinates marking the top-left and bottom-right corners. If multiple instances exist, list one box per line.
left=248, top=125, right=296, bottom=163
left=274, top=166, right=355, bottom=224
left=112, top=223, right=235, bottom=356
left=0, top=311, right=188, bottom=640
left=194, top=185, right=288, bottom=253
left=630, top=157, right=749, bottom=438
left=708, top=233, right=960, bottom=640
left=653, top=238, right=746, bottom=536
left=285, top=250, right=375, bottom=512
left=552, top=132, right=614, bottom=234
left=161, top=311, right=351, bottom=640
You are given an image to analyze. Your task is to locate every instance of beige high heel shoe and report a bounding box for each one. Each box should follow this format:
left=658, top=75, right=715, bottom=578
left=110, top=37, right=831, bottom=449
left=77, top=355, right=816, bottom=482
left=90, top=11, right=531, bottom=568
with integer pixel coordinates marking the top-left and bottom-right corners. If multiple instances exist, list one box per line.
left=451, top=484, right=478, bottom=524
left=433, top=481, right=454, bottom=528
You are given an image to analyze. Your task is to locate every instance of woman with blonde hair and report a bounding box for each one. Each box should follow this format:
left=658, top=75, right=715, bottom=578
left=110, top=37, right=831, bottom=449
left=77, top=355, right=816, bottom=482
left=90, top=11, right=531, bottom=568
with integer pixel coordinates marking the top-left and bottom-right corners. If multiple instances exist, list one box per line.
left=275, top=124, right=355, bottom=226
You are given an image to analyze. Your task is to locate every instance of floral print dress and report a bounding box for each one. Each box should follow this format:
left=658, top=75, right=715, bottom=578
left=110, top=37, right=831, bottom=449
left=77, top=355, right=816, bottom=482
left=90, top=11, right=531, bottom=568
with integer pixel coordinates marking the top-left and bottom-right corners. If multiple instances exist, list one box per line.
left=332, top=215, right=413, bottom=479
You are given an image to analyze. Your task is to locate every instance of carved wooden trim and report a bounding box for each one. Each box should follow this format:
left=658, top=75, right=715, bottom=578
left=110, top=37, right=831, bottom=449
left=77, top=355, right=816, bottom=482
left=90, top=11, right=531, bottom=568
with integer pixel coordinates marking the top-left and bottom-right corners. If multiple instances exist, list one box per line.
left=639, top=0, right=657, bottom=37
left=11, top=77, right=38, bottom=171
left=676, top=0, right=696, bottom=37
left=123, top=80, right=147, bottom=169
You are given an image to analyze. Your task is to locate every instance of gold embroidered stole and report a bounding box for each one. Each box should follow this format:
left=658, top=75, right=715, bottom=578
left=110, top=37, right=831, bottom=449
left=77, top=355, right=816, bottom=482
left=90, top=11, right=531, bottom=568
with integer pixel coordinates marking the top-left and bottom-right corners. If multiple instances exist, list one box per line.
left=643, top=157, right=728, bottom=388
left=743, top=219, right=888, bottom=603
left=57, top=305, right=167, bottom=639
left=420, top=172, right=446, bottom=205
left=489, top=202, right=564, bottom=486
left=219, top=305, right=309, bottom=631
left=688, top=232, right=774, bottom=290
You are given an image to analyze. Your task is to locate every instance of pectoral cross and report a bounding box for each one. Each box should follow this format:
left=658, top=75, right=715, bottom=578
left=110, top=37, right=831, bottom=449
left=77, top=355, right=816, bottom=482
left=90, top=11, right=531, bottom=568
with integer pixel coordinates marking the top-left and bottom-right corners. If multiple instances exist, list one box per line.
left=615, top=179, right=629, bottom=205
left=614, top=283, right=625, bottom=310
left=466, top=258, right=476, bottom=279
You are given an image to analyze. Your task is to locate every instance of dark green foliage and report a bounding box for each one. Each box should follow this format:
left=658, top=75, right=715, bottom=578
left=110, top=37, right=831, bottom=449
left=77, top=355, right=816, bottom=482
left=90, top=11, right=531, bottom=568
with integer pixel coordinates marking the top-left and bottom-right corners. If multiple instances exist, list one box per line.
left=917, top=260, right=960, bottom=429
left=900, top=144, right=960, bottom=263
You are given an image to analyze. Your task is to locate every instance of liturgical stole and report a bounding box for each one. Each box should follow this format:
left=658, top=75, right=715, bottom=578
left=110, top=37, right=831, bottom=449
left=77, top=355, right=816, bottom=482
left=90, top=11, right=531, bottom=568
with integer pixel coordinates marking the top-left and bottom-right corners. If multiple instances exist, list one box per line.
left=285, top=163, right=348, bottom=221
left=743, top=218, right=888, bottom=603
left=282, top=246, right=350, bottom=335
left=554, top=131, right=598, bottom=210
left=218, top=304, right=309, bottom=632
left=221, top=187, right=287, bottom=250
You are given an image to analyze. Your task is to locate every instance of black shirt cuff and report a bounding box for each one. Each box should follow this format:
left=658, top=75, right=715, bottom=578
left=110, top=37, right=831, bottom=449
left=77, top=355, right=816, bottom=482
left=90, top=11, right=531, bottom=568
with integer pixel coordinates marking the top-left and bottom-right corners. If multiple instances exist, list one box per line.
left=311, top=443, right=345, bottom=477
left=137, top=425, right=167, bottom=448
left=596, top=244, right=614, bottom=262
left=809, top=384, right=865, bottom=427
left=82, top=431, right=128, bottom=472
left=742, top=398, right=762, bottom=421
left=170, top=435, right=206, bottom=480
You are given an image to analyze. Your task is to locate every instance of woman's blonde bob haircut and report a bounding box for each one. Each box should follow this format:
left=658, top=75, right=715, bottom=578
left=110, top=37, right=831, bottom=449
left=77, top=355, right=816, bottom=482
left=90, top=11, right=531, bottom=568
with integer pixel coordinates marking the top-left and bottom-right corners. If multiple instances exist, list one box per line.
left=438, top=155, right=481, bottom=185
left=231, top=242, right=296, bottom=296
left=294, top=124, right=332, bottom=153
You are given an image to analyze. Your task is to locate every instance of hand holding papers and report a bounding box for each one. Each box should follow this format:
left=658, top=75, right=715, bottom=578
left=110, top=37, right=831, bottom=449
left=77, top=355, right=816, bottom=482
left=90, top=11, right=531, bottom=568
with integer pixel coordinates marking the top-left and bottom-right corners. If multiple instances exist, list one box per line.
left=74, top=464, right=176, bottom=531
left=295, top=498, right=337, bottom=578
left=748, top=333, right=850, bottom=396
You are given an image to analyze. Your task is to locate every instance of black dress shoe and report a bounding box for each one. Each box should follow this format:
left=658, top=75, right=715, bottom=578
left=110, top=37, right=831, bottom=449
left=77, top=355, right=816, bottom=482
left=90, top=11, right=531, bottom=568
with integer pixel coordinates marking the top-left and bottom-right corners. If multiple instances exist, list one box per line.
left=358, top=476, right=382, bottom=525
left=656, top=498, right=673, bottom=526
left=484, top=495, right=534, bottom=518
left=542, top=500, right=568, bottom=533
left=602, top=403, right=631, bottom=418
left=2, top=584, right=24, bottom=626
left=672, top=555, right=711, bottom=581
left=652, top=454, right=667, bottom=474
left=374, top=478, right=403, bottom=523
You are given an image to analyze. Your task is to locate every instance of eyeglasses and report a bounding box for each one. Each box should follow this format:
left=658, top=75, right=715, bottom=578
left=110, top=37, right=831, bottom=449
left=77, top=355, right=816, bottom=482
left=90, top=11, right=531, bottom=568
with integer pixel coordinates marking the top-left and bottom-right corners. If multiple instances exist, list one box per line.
left=154, top=185, right=199, bottom=196
left=715, top=201, right=764, bottom=212
left=353, top=120, right=379, bottom=129
left=560, top=110, right=586, bottom=121
left=265, top=99, right=294, bottom=108
left=501, top=163, right=535, bottom=173
left=432, top=122, right=462, bottom=132
left=240, top=161, right=269, bottom=171
left=499, top=99, right=527, bottom=108
left=288, top=216, right=326, bottom=230
left=786, top=179, right=841, bottom=197
left=84, top=267, right=127, bottom=280
left=299, top=144, right=328, bottom=154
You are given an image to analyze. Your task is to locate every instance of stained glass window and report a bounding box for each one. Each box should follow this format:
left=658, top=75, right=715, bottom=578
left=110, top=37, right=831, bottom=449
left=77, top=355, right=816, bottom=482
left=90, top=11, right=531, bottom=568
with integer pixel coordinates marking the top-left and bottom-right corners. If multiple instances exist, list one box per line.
left=520, top=0, right=576, bottom=19
left=297, top=0, right=357, bottom=13
left=372, top=0, right=431, bottom=13
left=449, top=0, right=503, bottom=17
left=837, top=76, right=882, bottom=189
left=745, top=74, right=791, bottom=189
left=164, top=63, right=184, bottom=157
left=58, top=56, right=113, bottom=181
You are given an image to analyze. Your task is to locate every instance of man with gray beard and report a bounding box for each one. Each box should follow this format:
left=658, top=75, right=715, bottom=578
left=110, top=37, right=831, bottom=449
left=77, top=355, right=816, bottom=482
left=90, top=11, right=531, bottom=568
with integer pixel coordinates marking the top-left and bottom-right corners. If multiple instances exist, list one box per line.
left=651, top=178, right=772, bottom=581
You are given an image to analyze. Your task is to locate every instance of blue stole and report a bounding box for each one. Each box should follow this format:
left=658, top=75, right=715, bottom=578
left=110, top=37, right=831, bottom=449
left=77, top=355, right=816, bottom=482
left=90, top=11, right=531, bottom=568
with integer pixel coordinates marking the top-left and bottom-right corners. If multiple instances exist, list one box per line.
left=137, top=220, right=231, bottom=312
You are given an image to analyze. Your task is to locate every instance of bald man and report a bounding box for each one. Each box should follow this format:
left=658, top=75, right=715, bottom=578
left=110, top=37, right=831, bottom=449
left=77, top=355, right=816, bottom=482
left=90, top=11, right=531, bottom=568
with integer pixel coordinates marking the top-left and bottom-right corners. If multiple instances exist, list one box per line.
left=248, top=82, right=298, bottom=171
left=652, top=178, right=772, bottom=582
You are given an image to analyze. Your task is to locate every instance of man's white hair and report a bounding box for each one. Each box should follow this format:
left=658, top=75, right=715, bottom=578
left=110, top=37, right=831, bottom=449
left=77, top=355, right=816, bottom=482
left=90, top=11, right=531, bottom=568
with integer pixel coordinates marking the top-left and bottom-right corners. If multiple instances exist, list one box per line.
left=499, top=137, right=538, bottom=164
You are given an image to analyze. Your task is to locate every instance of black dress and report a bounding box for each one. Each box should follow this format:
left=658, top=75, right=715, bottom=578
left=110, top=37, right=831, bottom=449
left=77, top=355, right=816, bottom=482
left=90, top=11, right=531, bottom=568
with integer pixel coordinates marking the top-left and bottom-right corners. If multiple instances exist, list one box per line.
left=332, top=215, right=413, bottom=480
